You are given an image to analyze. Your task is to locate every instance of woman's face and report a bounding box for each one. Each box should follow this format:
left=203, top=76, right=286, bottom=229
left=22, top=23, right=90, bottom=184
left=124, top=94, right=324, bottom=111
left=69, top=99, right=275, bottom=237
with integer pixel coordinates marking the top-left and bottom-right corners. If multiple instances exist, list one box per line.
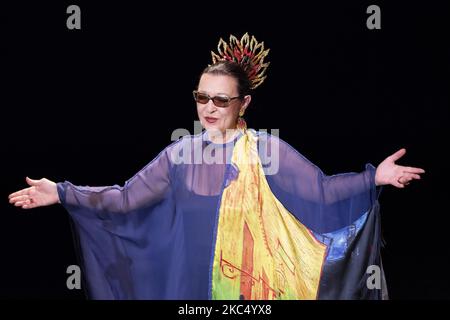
left=196, top=73, right=250, bottom=136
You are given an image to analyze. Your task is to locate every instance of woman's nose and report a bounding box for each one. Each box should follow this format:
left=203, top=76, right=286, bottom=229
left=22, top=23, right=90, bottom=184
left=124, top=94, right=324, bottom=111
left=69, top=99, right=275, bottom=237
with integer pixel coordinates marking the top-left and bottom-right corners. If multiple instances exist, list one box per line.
left=206, top=100, right=217, bottom=112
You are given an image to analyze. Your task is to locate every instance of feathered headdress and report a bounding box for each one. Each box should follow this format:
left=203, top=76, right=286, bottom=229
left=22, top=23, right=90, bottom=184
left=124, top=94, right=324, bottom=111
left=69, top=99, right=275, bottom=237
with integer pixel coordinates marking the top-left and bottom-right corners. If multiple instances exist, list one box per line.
left=211, top=33, right=270, bottom=89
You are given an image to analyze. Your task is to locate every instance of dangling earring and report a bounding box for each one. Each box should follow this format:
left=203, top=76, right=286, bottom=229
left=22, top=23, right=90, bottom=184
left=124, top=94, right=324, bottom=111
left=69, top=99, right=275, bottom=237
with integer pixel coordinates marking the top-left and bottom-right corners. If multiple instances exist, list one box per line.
left=236, top=109, right=247, bottom=131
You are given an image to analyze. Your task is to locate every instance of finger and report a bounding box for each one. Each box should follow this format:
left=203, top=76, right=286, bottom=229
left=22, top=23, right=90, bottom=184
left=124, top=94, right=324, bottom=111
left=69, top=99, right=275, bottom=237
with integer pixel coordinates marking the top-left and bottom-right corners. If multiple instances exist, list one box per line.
left=397, top=177, right=408, bottom=184
left=389, top=148, right=406, bottom=162
left=400, top=173, right=421, bottom=181
left=398, top=176, right=412, bottom=184
left=393, top=182, right=405, bottom=188
left=26, top=176, right=40, bottom=186
left=23, top=202, right=38, bottom=209
left=392, top=179, right=405, bottom=188
left=8, top=187, right=32, bottom=199
left=403, top=167, right=425, bottom=174
left=9, top=195, right=30, bottom=204
left=14, top=199, right=31, bottom=207
left=408, top=173, right=421, bottom=180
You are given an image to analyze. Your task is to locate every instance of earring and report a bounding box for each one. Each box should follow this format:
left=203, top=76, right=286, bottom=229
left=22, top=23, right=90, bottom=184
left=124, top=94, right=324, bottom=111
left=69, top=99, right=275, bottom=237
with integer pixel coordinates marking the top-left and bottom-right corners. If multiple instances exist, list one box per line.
left=237, top=110, right=247, bottom=131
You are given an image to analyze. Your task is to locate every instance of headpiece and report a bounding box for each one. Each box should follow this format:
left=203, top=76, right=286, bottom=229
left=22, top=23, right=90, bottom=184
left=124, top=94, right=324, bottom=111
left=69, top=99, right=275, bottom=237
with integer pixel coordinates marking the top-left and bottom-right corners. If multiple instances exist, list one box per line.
left=210, top=33, right=270, bottom=89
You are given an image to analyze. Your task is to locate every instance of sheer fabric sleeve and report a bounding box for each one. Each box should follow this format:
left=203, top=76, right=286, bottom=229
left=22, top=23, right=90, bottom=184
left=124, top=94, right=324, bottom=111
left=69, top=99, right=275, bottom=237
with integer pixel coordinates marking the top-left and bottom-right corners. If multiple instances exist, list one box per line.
left=56, top=143, right=176, bottom=214
left=53, top=140, right=184, bottom=299
left=259, top=133, right=380, bottom=233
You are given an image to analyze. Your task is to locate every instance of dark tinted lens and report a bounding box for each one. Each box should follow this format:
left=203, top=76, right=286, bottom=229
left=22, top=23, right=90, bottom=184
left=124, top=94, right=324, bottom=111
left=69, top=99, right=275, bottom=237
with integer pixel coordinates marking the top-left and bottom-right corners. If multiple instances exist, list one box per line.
left=195, top=92, right=210, bottom=104
left=213, top=96, right=230, bottom=107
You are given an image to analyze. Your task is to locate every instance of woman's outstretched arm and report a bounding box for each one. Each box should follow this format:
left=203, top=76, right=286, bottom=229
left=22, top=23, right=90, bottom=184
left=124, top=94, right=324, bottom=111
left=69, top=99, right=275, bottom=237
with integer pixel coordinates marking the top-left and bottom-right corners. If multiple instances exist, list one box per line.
left=259, top=133, right=425, bottom=232
left=261, top=134, right=425, bottom=205
left=8, top=144, right=175, bottom=213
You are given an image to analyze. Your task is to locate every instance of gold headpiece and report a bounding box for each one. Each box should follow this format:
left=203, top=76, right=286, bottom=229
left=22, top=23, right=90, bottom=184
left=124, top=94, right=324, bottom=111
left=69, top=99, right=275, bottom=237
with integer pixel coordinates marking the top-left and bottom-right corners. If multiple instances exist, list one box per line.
left=211, top=33, right=270, bottom=89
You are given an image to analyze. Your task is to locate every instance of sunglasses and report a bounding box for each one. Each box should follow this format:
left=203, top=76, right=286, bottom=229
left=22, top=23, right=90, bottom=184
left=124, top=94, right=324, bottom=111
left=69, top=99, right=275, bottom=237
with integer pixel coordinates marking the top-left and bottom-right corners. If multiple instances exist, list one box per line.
left=193, top=90, right=241, bottom=108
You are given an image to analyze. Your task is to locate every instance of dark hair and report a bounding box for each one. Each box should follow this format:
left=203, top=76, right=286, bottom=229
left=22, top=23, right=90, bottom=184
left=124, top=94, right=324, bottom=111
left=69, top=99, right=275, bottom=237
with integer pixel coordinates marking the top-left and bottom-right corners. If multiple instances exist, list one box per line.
left=200, top=60, right=252, bottom=97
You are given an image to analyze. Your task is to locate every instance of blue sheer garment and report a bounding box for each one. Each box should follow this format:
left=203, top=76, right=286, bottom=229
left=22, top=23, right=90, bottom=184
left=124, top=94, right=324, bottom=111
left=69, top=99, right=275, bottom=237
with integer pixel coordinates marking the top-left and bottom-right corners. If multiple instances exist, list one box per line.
left=57, top=129, right=380, bottom=299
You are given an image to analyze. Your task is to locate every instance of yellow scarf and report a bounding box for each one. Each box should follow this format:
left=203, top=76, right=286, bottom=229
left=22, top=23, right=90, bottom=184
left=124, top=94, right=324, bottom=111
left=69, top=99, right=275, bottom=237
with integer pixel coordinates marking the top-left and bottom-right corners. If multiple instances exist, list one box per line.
left=211, top=129, right=327, bottom=300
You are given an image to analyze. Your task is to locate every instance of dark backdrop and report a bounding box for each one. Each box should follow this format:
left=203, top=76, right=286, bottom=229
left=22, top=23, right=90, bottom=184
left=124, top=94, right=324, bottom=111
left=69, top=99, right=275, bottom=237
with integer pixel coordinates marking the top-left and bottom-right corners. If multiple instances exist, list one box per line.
left=1, top=1, right=448, bottom=299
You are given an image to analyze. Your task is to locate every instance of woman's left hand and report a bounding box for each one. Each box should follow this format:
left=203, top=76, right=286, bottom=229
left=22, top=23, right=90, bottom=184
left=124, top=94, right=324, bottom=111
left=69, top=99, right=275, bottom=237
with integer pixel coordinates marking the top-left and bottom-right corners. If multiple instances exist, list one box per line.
left=375, top=148, right=425, bottom=188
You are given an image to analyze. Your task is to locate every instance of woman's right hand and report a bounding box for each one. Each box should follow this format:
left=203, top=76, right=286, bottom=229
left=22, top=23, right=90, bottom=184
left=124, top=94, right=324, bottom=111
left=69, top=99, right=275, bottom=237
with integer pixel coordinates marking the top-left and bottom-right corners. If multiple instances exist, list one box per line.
left=8, top=177, right=60, bottom=209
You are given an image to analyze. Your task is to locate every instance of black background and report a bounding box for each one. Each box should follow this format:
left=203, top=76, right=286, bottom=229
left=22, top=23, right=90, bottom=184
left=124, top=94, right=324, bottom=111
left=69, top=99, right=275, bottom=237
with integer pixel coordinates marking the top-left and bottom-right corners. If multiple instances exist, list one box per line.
left=1, top=1, right=449, bottom=299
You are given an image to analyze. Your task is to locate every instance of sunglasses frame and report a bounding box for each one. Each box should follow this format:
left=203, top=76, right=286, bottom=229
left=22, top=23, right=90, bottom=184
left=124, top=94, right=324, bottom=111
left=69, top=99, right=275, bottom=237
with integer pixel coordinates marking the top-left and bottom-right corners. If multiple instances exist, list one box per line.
left=193, top=90, right=242, bottom=108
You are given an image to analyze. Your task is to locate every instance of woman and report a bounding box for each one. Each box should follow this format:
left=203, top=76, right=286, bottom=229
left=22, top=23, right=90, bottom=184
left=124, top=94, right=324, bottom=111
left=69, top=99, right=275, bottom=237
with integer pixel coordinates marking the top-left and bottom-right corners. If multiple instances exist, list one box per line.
left=8, top=33, right=424, bottom=300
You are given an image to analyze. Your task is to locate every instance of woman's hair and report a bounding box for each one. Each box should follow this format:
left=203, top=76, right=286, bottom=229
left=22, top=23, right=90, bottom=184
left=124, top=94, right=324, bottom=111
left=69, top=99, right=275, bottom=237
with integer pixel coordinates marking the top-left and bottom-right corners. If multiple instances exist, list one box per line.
left=200, top=60, right=252, bottom=97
